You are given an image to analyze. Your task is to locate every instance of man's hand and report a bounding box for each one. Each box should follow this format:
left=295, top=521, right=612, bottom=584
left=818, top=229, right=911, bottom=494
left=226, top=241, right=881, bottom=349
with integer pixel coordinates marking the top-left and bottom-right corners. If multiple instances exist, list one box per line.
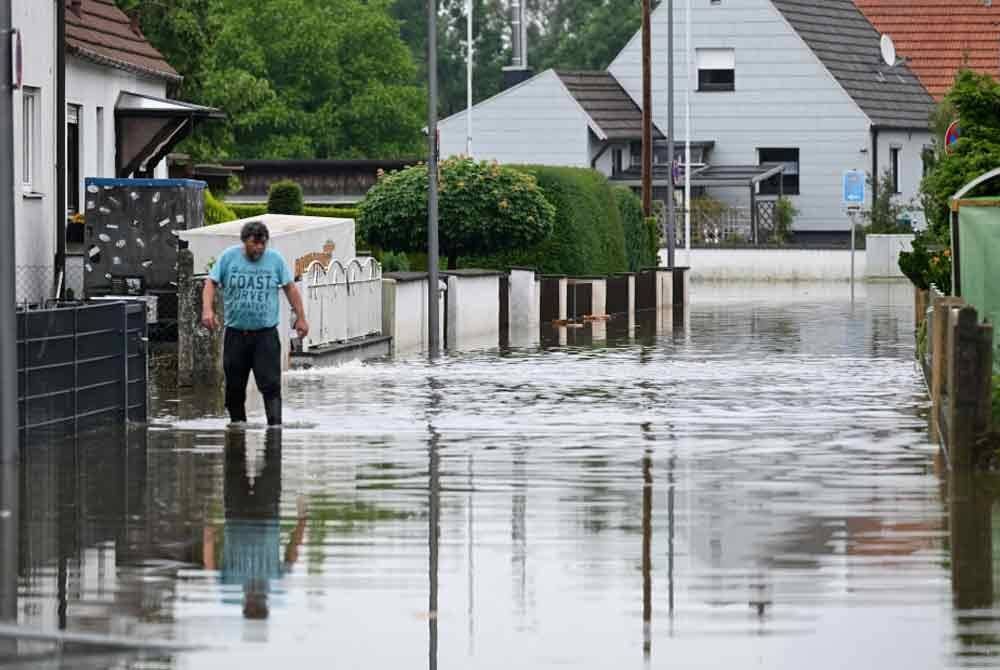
left=294, top=317, right=309, bottom=339
left=201, top=312, right=218, bottom=331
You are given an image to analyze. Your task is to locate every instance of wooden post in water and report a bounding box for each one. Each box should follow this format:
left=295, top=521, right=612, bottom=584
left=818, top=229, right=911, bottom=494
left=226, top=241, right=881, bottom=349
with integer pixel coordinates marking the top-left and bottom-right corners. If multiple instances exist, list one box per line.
left=947, top=304, right=993, bottom=468
left=931, top=296, right=965, bottom=425
left=914, top=287, right=929, bottom=330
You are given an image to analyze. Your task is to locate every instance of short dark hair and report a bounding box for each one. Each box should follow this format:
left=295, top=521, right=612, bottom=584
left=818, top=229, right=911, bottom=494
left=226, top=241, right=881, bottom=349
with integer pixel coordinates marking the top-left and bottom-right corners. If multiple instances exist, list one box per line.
left=240, top=220, right=270, bottom=242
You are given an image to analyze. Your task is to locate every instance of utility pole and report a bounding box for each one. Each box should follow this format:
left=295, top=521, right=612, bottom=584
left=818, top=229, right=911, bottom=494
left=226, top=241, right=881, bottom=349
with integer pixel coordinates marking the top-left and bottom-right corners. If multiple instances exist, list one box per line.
left=641, top=0, right=652, bottom=216
left=427, top=0, right=441, bottom=358
left=1, top=0, right=19, bottom=463
left=466, top=0, right=473, bottom=157
left=666, top=0, right=676, bottom=268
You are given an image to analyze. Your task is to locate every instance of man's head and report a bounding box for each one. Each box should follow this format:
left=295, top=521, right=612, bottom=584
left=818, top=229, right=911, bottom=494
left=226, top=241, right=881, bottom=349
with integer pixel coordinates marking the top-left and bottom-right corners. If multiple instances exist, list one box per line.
left=240, top=220, right=269, bottom=261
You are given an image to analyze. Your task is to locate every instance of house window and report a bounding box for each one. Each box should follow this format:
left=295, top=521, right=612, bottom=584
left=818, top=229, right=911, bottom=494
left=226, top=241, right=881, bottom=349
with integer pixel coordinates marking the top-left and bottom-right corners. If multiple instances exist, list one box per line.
left=612, top=148, right=623, bottom=175
left=890, top=147, right=901, bottom=194
left=697, top=49, right=735, bottom=92
left=758, top=148, right=799, bottom=195
left=67, top=104, right=81, bottom=214
left=22, top=88, right=39, bottom=193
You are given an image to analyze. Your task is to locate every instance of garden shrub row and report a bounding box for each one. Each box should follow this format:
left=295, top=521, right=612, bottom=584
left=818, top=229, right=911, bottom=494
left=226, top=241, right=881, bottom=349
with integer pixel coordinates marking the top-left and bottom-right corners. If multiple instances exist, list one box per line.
left=228, top=203, right=359, bottom=221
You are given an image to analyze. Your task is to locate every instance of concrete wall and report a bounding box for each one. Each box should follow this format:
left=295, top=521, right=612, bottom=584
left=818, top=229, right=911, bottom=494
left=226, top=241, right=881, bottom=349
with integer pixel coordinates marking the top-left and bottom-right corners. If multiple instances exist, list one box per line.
left=446, top=273, right=500, bottom=351
left=608, top=0, right=930, bottom=233
left=668, top=248, right=867, bottom=281
left=508, top=269, right=540, bottom=348
left=438, top=70, right=591, bottom=165
left=865, top=234, right=913, bottom=279
left=382, top=277, right=446, bottom=357
left=13, top=0, right=57, bottom=303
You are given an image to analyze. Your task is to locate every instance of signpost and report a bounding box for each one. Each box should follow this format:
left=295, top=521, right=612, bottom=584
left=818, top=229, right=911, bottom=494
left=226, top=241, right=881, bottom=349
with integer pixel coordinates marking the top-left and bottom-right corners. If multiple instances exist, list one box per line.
left=843, top=170, right=866, bottom=301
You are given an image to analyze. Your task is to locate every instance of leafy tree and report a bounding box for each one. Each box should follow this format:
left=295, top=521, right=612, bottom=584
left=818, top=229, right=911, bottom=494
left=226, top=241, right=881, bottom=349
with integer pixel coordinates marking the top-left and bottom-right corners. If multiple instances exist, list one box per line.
left=530, top=0, right=642, bottom=73
left=358, top=157, right=555, bottom=268
left=921, top=69, right=1000, bottom=236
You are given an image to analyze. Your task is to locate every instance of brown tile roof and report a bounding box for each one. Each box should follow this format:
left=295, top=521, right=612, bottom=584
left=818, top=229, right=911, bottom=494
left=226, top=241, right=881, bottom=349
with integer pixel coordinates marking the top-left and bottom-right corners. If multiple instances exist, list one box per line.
left=65, top=0, right=181, bottom=83
left=854, top=0, right=1000, bottom=100
left=555, top=71, right=665, bottom=140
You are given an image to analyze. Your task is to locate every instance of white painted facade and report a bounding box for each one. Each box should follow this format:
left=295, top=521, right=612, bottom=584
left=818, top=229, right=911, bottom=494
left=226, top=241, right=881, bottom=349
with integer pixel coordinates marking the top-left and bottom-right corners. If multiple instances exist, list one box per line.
left=381, top=277, right=446, bottom=357
left=671, top=248, right=867, bottom=281
left=445, top=273, right=500, bottom=351
left=608, top=0, right=930, bottom=233
left=13, top=0, right=58, bottom=303
left=66, top=56, right=169, bottom=209
left=438, top=70, right=594, bottom=166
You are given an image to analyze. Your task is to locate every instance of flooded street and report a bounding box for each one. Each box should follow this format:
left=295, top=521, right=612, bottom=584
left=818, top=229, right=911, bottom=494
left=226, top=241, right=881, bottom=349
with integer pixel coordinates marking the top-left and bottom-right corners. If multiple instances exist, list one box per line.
left=9, top=283, right=998, bottom=669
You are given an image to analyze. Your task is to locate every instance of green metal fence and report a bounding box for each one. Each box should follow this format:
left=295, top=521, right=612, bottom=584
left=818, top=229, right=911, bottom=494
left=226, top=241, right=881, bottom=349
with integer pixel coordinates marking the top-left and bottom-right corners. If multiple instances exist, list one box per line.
left=956, top=199, right=1000, bottom=369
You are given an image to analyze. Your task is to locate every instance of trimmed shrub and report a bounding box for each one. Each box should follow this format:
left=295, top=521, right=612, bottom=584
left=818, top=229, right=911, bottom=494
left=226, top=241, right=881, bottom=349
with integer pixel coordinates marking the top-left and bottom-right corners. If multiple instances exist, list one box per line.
left=205, top=189, right=237, bottom=225
left=474, top=166, right=627, bottom=275
left=304, top=206, right=359, bottom=219
left=615, top=187, right=658, bottom=271
left=230, top=203, right=267, bottom=219
left=267, top=179, right=304, bottom=214
left=380, top=250, right=411, bottom=272
left=359, top=157, right=555, bottom=269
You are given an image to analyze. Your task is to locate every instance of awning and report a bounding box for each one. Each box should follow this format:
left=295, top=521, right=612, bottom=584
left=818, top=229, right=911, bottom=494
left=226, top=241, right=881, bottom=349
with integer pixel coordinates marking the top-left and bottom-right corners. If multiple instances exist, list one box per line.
left=610, top=163, right=784, bottom=188
left=115, top=92, right=224, bottom=178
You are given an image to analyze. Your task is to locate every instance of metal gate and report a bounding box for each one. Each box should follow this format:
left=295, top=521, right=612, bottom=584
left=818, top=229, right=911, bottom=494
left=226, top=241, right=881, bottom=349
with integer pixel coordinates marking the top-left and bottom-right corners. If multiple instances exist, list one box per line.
left=18, top=301, right=148, bottom=441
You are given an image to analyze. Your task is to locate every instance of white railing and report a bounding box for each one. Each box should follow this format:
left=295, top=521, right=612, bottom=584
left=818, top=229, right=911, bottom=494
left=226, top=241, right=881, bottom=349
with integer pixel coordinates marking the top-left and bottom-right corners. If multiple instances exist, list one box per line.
left=301, top=257, right=382, bottom=352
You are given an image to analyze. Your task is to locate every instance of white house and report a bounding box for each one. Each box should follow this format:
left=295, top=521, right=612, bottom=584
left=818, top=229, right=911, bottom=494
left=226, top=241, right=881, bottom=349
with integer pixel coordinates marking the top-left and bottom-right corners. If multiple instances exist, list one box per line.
left=13, top=0, right=219, bottom=304
left=439, top=0, right=935, bottom=242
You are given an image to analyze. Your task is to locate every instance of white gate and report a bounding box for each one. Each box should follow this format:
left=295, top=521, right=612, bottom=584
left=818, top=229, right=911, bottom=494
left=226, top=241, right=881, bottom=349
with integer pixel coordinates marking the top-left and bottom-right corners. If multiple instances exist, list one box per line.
left=301, top=257, right=382, bottom=352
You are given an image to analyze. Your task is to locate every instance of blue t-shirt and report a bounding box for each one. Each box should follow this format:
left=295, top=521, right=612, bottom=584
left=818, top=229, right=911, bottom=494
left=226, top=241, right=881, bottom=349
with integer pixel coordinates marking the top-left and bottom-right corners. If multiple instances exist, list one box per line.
left=209, top=246, right=293, bottom=330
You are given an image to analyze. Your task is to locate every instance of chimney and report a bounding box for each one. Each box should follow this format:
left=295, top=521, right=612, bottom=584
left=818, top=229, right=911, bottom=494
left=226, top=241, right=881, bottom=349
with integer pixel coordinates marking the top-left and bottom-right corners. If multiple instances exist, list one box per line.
left=502, top=0, right=532, bottom=89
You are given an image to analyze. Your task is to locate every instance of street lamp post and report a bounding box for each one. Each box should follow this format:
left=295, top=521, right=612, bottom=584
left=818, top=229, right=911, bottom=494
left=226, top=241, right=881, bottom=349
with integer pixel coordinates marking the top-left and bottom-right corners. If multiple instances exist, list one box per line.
left=1, top=0, right=19, bottom=462
left=428, top=0, right=441, bottom=358
left=666, top=0, right=676, bottom=268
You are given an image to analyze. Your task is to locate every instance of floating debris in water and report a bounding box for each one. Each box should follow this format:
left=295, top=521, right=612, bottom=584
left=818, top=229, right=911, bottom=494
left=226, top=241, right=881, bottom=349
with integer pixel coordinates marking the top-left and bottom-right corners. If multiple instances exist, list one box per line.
left=98, top=233, right=111, bottom=243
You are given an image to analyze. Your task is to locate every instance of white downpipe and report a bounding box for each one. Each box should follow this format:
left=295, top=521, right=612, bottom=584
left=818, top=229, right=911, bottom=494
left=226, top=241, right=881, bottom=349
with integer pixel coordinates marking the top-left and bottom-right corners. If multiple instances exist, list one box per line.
left=466, top=0, right=474, bottom=157
left=683, top=0, right=692, bottom=265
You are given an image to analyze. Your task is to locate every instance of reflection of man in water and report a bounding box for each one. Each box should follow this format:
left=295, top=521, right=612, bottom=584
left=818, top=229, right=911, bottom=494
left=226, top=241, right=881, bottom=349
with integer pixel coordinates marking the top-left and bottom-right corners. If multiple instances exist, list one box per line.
left=220, top=430, right=306, bottom=620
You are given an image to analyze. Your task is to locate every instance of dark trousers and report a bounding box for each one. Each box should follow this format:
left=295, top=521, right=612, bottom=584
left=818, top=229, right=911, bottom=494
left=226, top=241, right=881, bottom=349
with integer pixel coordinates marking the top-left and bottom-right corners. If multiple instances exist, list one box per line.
left=224, top=327, right=282, bottom=424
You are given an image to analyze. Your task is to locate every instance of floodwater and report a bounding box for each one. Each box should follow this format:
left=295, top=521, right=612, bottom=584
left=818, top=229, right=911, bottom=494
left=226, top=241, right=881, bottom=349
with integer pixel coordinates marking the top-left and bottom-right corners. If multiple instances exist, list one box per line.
left=5, top=282, right=1000, bottom=669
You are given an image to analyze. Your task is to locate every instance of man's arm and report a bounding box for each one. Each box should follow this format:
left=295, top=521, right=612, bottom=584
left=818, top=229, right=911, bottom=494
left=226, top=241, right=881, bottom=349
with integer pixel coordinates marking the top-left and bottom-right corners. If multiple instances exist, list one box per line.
left=201, top=279, right=219, bottom=330
left=283, top=282, right=310, bottom=338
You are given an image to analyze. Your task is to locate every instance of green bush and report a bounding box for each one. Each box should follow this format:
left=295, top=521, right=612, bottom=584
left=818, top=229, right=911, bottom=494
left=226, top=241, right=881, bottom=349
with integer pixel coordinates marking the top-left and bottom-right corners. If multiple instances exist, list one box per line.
left=303, top=206, right=359, bottom=219
left=615, top=187, right=658, bottom=271
left=379, top=250, right=411, bottom=272
left=898, top=229, right=952, bottom=293
left=359, top=157, right=555, bottom=269
left=205, top=189, right=237, bottom=225
left=774, top=197, right=798, bottom=245
left=267, top=179, right=304, bottom=214
left=472, top=166, right=627, bottom=275
left=229, top=203, right=267, bottom=219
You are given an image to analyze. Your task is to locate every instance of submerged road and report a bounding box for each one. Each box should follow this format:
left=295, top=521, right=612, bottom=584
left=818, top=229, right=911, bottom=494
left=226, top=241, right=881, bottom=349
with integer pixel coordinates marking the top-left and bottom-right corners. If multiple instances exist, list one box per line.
left=11, top=283, right=996, bottom=669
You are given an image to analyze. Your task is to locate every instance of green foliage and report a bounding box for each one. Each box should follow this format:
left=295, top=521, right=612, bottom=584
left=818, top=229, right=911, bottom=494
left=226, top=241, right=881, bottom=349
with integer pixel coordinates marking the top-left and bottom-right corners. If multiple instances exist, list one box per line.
left=921, top=69, right=1000, bottom=236
left=916, top=318, right=929, bottom=360
left=773, top=197, right=798, bottom=245
left=531, top=0, right=641, bottom=73
left=204, top=189, right=237, bottom=225
left=229, top=203, right=268, bottom=219
left=119, top=0, right=425, bottom=160
left=898, top=229, right=952, bottom=293
left=614, top=187, right=657, bottom=271
left=379, top=250, right=411, bottom=272
left=358, top=157, right=556, bottom=268
left=267, top=179, right=304, bottom=215
left=863, top=167, right=914, bottom=234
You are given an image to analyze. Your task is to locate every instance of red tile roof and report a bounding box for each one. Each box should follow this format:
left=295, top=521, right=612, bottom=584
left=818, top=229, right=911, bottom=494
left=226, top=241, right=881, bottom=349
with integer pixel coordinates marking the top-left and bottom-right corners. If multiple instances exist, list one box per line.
left=854, top=0, right=999, bottom=100
left=65, top=0, right=180, bottom=82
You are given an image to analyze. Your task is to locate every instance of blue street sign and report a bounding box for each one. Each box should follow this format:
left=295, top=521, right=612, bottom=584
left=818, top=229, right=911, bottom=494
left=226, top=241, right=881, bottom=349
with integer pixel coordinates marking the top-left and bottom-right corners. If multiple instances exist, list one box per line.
left=843, top=170, right=865, bottom=206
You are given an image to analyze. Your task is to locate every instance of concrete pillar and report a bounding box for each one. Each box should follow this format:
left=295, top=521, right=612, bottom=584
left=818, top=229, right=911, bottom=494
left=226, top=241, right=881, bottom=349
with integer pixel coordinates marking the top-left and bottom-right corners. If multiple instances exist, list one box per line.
left=558, top=277, right=568, bottom=321
left=177, top=250, right=223, bottom=387
left=591, top=279, right=607, bottom=317
left=947, top=305, right=993, bottom=468
left=627, top=275, right=636, bottom=331
left=382, top=278, right=398, bottom=354
left=655, top=269, right=674, bottom=310
left=509, top=269, right=538, bottom=348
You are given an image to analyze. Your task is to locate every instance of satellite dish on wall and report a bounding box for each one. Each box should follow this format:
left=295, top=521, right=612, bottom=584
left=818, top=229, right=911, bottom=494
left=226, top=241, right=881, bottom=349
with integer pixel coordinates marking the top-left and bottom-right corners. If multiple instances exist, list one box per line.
left=880, top=34, right=897, bottom=67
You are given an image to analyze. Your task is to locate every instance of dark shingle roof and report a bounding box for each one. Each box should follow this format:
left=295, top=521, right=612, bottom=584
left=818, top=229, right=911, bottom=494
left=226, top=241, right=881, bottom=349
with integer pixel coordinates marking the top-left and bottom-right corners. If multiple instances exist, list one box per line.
left=770, top=0, right=934, bottom=129
left=555, top=71, right=665, bottom=140
left=65, top=0, right=181, bottom=82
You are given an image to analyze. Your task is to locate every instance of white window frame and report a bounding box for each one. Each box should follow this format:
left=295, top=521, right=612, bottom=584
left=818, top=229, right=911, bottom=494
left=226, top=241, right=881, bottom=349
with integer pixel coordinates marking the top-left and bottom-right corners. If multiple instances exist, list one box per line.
left=22, top=87, right=39, bottom=194
left=696, top=48, right=735, bottom=92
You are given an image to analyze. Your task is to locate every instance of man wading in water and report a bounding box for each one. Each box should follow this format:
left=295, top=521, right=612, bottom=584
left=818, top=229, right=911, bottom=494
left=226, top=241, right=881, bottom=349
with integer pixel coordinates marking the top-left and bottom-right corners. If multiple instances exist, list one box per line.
left=201, top=220, right=309, bottom=426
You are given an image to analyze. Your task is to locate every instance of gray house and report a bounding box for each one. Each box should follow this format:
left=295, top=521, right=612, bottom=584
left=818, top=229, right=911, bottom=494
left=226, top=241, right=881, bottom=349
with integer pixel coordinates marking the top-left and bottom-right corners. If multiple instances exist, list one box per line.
left=438, top=0, right=935, bottom=240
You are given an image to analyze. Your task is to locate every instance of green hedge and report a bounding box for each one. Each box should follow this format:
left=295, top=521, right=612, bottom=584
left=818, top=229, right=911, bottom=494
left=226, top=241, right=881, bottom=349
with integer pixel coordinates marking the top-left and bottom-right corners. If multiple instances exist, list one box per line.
left=228, top=203, right=359, bottom=220
left=467, top=166, right=627, bottom=275
left=267, top=179, right=304, bottom=214
left=205, top=190, right=237, bottom=225
left=614, top=187, right=658, bottom=271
